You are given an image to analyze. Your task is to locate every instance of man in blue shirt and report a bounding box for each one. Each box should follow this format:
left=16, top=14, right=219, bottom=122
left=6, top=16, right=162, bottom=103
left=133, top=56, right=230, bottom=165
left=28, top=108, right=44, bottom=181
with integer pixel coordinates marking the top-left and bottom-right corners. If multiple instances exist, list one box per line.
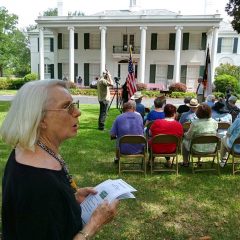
left=179, top=98, right=199, bottom=124
left=110, top=101, right=144, bottom=163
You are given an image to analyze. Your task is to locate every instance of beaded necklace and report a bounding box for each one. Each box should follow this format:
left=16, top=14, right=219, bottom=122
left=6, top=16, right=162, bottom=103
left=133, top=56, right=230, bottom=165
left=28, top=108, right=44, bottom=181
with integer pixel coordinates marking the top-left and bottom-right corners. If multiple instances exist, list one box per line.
left=37, top=140, right=78, bottom=192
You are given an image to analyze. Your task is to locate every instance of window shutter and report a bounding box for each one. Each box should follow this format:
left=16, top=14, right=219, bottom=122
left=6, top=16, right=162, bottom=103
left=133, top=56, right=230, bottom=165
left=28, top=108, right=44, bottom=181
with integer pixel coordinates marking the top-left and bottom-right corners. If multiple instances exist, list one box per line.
left=84, top=33, right=90, bottom=49
left=233, top=37, right=238, bottom=53
left=58, top=33, right=62, bottom=49
left=169, top=33, right=176, bottom=50
left=50, top=64, right=54, bottom=79
left=149, top=64, right=156, bottom=83
left=151, top=33, right=157, bottom=50
left=199, top=65, right=205, bottom=77
left=37, top=38, right=39, bottom=52
left=217, top=38, right=222, bottom=53
left=84, top=63, right=90, bottom=86
left=201, top=33, right=207, bottom=50
left=182, top=33, right=189, bottom=50
left=167, top=65, right=174, bottom=79
left=135, top=64, right=138, bottom=79
left=74, top=63, right=78, bottom=82
left=74, top=33, right=78, bottom=49
left=58, top=63, right=62, bottom=79
left=180, top=65, right=187, bottom=84
left=50, top=38, right=54, bottom=52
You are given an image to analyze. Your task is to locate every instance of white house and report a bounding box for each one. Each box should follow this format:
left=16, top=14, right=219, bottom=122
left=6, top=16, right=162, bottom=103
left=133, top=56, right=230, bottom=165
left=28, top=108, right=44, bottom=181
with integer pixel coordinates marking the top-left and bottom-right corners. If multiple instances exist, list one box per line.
left=29, top=0, right=235, bottom=91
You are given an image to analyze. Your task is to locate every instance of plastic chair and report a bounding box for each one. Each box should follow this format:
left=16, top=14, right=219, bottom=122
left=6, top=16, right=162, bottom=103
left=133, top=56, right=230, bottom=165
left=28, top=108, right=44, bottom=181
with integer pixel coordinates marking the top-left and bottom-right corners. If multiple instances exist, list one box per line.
left=118, top=135, right=147, bottom=176
left=150, top=134, right=181, bottom=175
left=189, top=134, right=220, bottom=174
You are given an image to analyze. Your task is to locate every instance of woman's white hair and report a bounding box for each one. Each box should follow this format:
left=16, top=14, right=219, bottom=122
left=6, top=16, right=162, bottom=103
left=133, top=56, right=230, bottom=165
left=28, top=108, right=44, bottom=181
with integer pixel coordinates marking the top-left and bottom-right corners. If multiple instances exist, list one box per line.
left=0, top=79, right=67, bottom=151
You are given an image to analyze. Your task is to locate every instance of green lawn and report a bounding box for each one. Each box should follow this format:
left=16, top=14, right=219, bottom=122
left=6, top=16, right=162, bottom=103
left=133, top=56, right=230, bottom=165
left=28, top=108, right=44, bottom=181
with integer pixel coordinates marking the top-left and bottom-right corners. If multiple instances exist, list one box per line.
left=0, top=90, right=17, bottom=95
left=0, top=102, right=240, bottom=239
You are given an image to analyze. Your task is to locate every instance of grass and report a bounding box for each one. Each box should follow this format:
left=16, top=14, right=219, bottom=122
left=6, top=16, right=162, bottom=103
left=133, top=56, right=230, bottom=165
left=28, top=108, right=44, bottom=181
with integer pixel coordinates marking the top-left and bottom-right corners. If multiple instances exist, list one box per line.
left=0, top=102, right=240, bottom=239
left=0, top=90, right=17, bottom=95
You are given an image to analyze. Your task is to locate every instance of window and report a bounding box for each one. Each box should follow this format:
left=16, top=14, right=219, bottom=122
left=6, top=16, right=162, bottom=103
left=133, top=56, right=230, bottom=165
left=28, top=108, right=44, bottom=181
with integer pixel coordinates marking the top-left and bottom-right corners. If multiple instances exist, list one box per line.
left=130, top=35, right=134, bottom=47
left=158, top=34, right=168, bottom=50
left=189, top=34, right=201, bottom=50
left=89, top=34, right=100, bottom=49
left=122, top=34, right=135, bottom=51
left=221, top=38, right=233, bottom=53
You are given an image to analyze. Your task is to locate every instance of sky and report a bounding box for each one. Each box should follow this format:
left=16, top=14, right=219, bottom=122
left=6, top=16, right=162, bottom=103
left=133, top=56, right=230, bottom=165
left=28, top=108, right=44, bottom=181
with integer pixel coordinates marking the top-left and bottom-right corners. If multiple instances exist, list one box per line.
left=0, top=0, right=230, bottom=29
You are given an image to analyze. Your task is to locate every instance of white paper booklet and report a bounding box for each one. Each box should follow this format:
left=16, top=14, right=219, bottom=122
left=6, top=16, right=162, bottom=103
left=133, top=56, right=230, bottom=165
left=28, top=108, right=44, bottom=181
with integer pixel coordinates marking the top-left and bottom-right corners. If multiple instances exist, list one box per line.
left=80, top=179, right=137, bottom=225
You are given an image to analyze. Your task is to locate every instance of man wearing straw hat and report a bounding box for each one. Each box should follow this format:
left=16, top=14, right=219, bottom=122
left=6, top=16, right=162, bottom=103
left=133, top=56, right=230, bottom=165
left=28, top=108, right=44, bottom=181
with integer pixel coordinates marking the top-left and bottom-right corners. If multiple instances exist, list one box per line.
left=131, top=91, right=145, bottom=119
left=179, top=98, right=199, bottom=124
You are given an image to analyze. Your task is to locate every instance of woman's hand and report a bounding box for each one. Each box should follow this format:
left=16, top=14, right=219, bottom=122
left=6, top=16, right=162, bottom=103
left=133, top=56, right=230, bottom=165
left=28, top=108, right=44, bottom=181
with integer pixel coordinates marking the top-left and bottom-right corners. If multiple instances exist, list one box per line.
left=80, top=200, right=119, bottom=238
left=75, top=187, right=97, bottom=204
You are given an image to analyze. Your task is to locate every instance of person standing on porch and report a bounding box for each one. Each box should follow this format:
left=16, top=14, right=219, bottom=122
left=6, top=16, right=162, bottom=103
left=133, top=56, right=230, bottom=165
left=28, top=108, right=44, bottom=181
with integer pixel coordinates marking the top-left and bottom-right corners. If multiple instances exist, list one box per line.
left=196, top=77, right=205, bottom=103
left=97, top=71, right=113, bottom=130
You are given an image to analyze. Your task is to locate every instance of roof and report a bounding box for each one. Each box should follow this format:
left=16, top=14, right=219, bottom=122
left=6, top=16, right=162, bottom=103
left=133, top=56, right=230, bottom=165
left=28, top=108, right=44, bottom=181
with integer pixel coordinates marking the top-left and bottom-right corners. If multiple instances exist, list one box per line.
left=92, top=9, right=178, bottom=16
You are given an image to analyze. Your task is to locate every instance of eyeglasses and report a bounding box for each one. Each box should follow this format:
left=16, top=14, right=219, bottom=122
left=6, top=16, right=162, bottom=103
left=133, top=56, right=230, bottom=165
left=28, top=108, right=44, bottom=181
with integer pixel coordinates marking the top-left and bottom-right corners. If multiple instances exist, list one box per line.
left=46, top=102, right=79, bottom=115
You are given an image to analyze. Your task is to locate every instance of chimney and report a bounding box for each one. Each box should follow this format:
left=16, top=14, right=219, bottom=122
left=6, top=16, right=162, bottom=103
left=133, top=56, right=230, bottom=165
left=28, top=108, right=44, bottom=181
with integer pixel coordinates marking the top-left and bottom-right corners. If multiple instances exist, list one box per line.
left=129, top=0, right=141, bottom=11
left=57, top=0, right=63, bottom=16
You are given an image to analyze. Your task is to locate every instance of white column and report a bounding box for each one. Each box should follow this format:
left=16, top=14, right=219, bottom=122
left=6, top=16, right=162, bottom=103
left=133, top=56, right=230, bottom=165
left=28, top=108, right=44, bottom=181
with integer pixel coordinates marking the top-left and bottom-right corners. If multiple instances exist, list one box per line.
left=53, top=32, right=58, bottom=79
left=210, top=26, right=219, bottom=85
left=39, top=27, right=45, bottom=80
left=99, top=26, right=107, bottom=74
left=68, top=26, right=75, bottom=82
left=139, top=26, right=147, bottom=83
left=174, top=26, right=183, bottom=83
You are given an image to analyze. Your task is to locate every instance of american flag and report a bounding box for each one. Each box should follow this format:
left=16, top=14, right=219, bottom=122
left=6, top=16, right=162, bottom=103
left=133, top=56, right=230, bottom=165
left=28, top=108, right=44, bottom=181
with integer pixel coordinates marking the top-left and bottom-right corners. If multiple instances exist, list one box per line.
left=126, top=49, right=137, bottom=99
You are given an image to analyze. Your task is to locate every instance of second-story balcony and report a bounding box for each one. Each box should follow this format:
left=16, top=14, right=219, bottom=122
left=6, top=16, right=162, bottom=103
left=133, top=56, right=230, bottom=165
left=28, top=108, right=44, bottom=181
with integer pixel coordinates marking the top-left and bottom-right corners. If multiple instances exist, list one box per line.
left=113, top=45, right=140, bottom=54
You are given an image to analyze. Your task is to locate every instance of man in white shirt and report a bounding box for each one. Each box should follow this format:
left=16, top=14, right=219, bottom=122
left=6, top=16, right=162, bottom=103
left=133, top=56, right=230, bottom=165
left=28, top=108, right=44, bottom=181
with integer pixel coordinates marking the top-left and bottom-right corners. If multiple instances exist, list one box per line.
left=196, top=77, right=205, bottom=103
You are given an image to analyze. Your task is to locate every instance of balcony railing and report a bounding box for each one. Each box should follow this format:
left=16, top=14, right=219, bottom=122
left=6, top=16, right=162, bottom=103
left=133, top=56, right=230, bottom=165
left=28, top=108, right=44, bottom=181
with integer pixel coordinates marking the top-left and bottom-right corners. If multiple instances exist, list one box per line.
left=113, top=45, right=140, bottom=54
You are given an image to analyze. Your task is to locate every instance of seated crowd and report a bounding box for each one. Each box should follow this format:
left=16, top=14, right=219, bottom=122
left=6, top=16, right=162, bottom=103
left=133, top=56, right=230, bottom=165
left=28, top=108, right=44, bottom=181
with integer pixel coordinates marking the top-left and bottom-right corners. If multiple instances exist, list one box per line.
left=110, top=93, right=240, bottom=169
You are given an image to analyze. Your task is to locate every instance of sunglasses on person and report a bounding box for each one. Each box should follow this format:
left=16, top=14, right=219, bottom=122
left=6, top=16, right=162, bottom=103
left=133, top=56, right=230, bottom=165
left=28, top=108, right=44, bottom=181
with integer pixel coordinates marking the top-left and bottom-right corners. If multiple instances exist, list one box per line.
left=46, top=102, right=79, bottom=115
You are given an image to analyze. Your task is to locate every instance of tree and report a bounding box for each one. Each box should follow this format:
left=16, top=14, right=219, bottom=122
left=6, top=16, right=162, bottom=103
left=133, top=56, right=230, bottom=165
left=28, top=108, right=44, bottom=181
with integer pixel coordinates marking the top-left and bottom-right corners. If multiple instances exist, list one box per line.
left=225, top=0, right=240, bottom=33
left=68, top=11, right=85, bottom=16
left=43, top=8, right=58, bottom=16
left=215, top=63, right=240, bottom=81
left=0, top=7, right=30, bottom=77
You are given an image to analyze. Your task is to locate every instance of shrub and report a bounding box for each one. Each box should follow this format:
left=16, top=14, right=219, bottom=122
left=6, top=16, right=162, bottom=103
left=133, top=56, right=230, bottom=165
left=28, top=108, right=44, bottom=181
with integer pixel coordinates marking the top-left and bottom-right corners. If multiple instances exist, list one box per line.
left=214, top=74, right=238, bottom=93
left=212, top=91, right=224, bottom=99
left=136, top=83, right=147, bottom=91
left=142, top=90, right=162, bottom=98
left=9, top=79, right=28, bottom=89
left=169, top=83, right=187, bottom=92
left=24, top=73, right=38, bottom=81
left=0, top=79, right=12, bottom=90
left=69, top=88, right=98, bottom=96
left=170, top=91, right=196, bottom=98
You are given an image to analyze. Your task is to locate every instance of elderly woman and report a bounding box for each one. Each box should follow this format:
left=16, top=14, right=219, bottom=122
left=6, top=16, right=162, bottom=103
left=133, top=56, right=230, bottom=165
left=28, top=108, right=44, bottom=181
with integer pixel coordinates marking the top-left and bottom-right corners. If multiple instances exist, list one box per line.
left=181, top=104, right=218, bottom=166
left=149, top=104, right=183, bottom=167
left=0, top=80, right=118, bottom=239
